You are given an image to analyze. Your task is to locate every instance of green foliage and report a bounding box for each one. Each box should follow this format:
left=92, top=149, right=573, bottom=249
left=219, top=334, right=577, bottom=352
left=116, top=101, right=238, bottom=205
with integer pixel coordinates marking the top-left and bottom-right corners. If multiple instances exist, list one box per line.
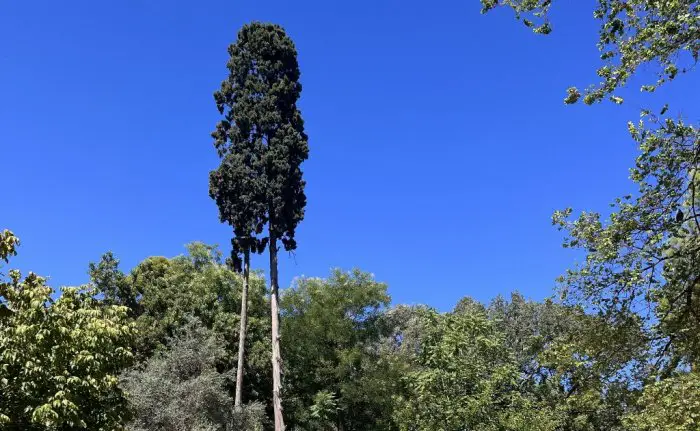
left=0, top=233, right=135, bottom=430
left=89, top=251, right=140, bottom=314
left=553, top=115, right=699, bottom=369
left=229, top=403, right=267, bottom=431
left=550, top=120, right=700, bottom=427
left=121, top=317, right=266, bottom=431
left=308, top=390, right=339, bottom=430
left=101, top=244, right=271, bottom=400
left=539, top=319, right=643, bottom=431
left=211, top=23, right=309, bottom=428
left=483, top=1, right=699, bottom=428
left=393, top=308, right=559, bottom=430
left=480, top=0, right=553, bottom=34
left=481, top=0, right=700, bottom=104
left=452, top=295, right=487, bottom=316
left=2, top=234, right=694, bottom=430
left=624, top=371, right=700, bottom=431
left=0, top=230, right=19, bottom=264
left=84, top=242, right=275, bottom=413
left=486, top=293, right=579, bottom=368
left=281, top=269, right=396, bottom=430
left=210, top=22, right=309, bottom=257
left=489, top=293, right=643, bottom=431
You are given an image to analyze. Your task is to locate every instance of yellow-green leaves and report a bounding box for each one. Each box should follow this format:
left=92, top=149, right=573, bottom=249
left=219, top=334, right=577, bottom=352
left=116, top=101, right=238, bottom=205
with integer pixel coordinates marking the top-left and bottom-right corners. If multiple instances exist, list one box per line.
left=0, top=230, right=19, bottom=264
left=480, top=0, right=553, bottom=35
left=393, top=309, right=557, bottom=430
left=624, top=372, right=700, bottom=430
left=481, top=0, right=700, bottom=105
left=0, top=232, right=135, bottom=430
left=564, top=87, right=581, bottom=104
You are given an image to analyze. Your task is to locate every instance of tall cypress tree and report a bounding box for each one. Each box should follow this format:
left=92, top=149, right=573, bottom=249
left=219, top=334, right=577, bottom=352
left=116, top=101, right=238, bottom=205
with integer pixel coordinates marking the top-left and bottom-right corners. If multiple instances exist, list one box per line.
left=210, top=22, right=308, bottom=430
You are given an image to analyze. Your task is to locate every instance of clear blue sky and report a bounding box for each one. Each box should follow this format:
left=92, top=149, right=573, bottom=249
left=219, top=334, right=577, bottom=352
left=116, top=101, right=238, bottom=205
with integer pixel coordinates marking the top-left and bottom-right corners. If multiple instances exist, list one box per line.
left=2, top=1, right=698, bottom=310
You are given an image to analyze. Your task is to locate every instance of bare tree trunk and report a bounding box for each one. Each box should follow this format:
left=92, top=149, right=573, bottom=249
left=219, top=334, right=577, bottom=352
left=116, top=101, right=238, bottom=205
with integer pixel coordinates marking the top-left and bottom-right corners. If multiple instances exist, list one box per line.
left=269, top=233, right=285, bottom=430
left=234, top=248, right=250, bottom=408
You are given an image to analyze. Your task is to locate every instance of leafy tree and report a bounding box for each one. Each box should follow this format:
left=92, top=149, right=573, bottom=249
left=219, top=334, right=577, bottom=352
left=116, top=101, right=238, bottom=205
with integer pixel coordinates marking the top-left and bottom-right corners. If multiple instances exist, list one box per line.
left=537, top=311, right=644, bottom=430
left=552, top=117, right=699, bottom=370
left=0, top=230, right=19, bottom=265
left=546, top=117, right=699, bottom=426
left=0, top=230, right=135, bottom=430
left=307, top=390, right=339, bottom=430
left=481, top=0, right=699, bottom=425
left=452, top=295, right=487, bottom=316
left=392, top=308, right=559, bottom=431
left=623, top=371, right=700, bottom=431
left=455, top=293, right=646, bottom=430
left=485, top=293, right=579, bottom=368
left=212, top=22, right=309, bottom=429
left=280, top=270, right=395, bottom=430
left=90, top=244, right=272, bottom=405
left=485, top=293, right=644, bottom=430
left=122, top=317, right=267, bottom=431
left=137, top=245, right=270, bottom=398
left=89, top=251, right=140, bottom=315
left=480, top=0, right=700, bottom=104
left=377, top=304, right=436, bottom=360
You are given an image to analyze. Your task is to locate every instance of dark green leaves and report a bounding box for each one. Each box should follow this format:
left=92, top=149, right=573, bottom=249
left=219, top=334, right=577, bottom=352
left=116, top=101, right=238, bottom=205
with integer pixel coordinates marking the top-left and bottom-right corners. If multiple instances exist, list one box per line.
left=210, top=22, right=308, bottom=257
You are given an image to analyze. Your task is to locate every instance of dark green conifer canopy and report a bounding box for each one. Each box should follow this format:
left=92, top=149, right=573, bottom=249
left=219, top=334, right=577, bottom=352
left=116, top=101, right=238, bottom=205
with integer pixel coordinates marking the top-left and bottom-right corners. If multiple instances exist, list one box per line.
left=209, top=22, right=309, bottom=270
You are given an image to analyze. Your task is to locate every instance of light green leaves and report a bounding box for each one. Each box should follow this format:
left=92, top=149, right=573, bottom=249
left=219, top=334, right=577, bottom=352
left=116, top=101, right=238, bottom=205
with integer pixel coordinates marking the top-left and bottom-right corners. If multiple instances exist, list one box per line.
left=0, top=230, right=19, bottom=264
left=0, top=231, right=135, bottom=430
left=481, top=0, right=700, bottom=105
left=393, top=308, right=557, bottom=430
left=624, top=372, right=700, bottom=430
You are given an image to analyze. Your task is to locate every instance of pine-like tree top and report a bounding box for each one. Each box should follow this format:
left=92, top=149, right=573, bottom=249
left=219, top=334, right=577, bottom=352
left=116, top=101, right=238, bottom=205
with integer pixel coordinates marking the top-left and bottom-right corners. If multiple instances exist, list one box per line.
left=209, top=22, right=309, bottom=269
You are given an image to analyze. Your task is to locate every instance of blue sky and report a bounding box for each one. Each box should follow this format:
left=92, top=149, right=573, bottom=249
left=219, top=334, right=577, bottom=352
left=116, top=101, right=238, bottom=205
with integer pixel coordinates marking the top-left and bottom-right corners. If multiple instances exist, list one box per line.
left=2, top=0, right=698, bottom=310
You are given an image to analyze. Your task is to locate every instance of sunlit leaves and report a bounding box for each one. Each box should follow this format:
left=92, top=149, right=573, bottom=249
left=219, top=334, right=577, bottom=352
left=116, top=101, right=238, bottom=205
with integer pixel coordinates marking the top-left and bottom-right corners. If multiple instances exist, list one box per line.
left=280, top=269, right=394, bottom=430
left=393, top=309, right=558, bottom=430
left=0, top=230, right=19, bottom=264
left=481, top=0, right=700, bottom=104
left=624, top=372, right=700, bottom=430
left=553, top=115, right=700, bottom=368
left=0, top=233, right=135, bottom=430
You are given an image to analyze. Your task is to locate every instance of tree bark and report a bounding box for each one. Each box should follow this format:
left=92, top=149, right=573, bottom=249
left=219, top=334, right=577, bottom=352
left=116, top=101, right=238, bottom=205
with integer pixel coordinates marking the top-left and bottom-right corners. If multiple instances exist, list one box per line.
left=234, top=248, right=250, bottom=408
left=269, top=233, right=285, bottom=430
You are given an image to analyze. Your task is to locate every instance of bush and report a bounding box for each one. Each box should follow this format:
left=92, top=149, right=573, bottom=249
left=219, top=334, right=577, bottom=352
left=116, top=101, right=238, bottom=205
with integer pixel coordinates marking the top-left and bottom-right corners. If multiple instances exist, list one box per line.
left=121, top=317, right=265, bottom=431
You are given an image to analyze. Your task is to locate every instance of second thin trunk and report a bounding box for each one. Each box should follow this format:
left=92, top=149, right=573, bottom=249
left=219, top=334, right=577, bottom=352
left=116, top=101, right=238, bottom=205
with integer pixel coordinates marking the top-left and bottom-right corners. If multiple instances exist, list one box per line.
left=234, top=248, right=250, bottom=407
left=269, top=234, right=285, bottom=430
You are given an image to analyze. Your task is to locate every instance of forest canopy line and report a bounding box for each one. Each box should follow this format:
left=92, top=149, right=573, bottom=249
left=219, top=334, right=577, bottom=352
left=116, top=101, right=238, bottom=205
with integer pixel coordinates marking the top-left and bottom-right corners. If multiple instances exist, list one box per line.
left=2, top=1, right=699, bottom=430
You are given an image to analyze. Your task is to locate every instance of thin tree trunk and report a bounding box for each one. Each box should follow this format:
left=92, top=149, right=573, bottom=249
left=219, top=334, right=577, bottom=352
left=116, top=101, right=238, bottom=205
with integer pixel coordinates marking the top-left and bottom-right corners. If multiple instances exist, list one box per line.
left=234, top=248, right=250, bottom=408
left=269, top=233, right=285, bottom=430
